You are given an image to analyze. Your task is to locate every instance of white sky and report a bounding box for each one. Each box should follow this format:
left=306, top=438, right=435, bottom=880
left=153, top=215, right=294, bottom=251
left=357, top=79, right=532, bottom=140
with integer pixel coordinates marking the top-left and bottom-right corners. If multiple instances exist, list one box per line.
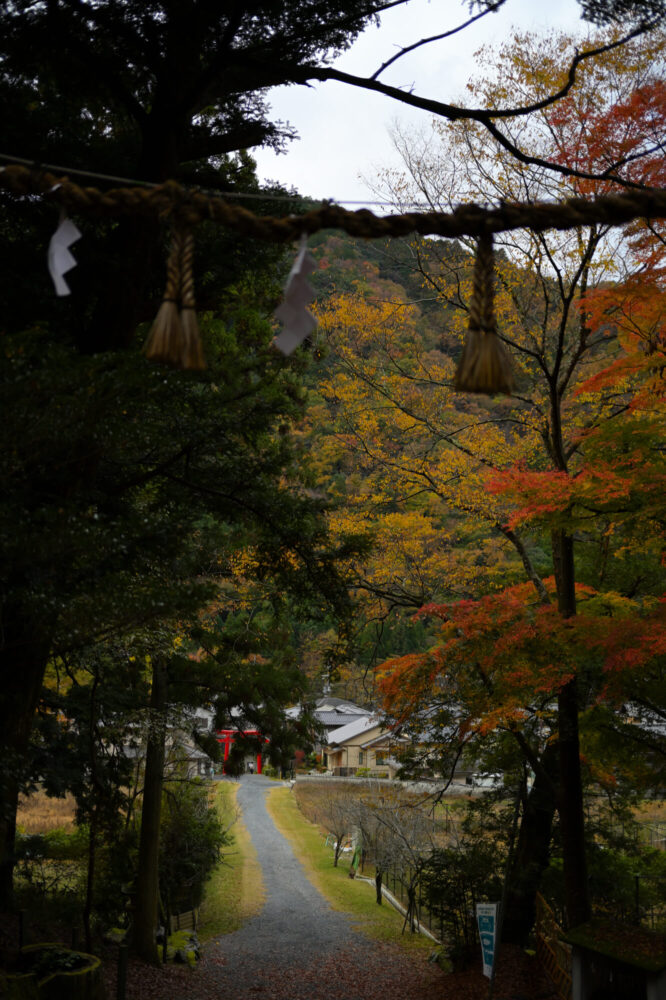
left=252, top=0, right=586, bottom=205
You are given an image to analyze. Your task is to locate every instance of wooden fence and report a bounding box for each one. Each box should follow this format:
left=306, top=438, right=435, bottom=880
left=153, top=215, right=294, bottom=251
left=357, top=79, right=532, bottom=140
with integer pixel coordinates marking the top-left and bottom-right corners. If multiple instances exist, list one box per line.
left=535, top=893, right=572, bottom=1000
left=168, top=908, right=198, bottom=933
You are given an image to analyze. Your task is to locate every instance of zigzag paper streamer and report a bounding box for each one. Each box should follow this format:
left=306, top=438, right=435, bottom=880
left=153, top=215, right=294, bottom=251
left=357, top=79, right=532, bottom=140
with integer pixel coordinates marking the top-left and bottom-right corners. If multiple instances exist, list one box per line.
left=274, top=234, right=317, bottom=355
left=47, top=215, right=82, bottom=296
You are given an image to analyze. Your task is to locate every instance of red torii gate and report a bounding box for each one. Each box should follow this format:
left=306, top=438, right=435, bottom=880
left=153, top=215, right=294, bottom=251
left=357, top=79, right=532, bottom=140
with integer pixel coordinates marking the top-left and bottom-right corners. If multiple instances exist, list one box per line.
left=216, top=729, right=269, bottom=774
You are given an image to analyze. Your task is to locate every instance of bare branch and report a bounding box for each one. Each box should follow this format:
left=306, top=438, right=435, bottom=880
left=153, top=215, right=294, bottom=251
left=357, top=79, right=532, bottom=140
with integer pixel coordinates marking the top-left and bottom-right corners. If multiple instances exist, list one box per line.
left=370, top=0, right=507, bottom=80
left=288, top=20, right=661, bottom=186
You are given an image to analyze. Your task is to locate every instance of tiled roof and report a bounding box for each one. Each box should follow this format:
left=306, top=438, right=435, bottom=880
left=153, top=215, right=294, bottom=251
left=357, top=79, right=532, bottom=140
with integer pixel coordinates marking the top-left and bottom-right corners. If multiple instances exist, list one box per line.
left=317, top=711, right=366, bottom=728
left=315, top=697, right=370, bottom=715
left=327, top=716, right=379, bottom=745
left=285, top=699, right=374, bottom=728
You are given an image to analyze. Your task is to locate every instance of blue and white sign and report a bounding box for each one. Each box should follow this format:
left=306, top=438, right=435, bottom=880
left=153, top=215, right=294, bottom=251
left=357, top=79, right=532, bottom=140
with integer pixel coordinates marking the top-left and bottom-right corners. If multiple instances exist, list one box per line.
left=476, top=902, right=499, bottom=978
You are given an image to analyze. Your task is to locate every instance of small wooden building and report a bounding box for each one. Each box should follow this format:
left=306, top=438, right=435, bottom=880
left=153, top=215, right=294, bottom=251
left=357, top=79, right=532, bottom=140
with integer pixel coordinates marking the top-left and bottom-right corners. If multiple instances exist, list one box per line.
left=564, top=920, right=666, bottom=1000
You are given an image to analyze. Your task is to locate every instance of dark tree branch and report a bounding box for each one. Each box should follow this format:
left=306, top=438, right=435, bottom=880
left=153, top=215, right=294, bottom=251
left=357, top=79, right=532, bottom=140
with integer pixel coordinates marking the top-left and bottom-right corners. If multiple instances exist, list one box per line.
left=182, top=122, right=282, bottom=160
left=286, top=21, right=660, bottom=187
left=370, top=0, right=507, bottom=80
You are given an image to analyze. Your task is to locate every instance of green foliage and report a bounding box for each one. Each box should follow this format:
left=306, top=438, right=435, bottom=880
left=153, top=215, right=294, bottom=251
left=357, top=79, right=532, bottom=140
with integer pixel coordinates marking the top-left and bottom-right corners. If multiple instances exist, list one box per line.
left=1, top=291, right=360, bottom=762
left=165, top=929, right=199, bottom=966
left=543, top=841, right=666, bottom=927
left=15, top=827, right=88, bottom=863
left=0, top=1, right=398, bottom=341
left=91, top=826, right=140, bottom=928
left=13, top=854, right=82, bottom=904
left=159, top=779, right=229, bottom=914
left=579, top=0, right=666, bottom=24
left=420, top=842, right=503, bottom=966
left=0, top=2, right=388, bottom=166
left=417, top=794, right=514, bottom=962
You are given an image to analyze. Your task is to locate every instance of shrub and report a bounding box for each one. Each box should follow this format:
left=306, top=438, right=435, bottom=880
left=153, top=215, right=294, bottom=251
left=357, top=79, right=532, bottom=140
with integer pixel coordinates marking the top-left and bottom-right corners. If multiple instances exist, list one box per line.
left=420, top=842, right=503, bottom=965
left=160, top=779, right=230, bottom=914
left=15, top=826, right=87, bottom=862
left=44, top=827, right=89, bottom=860
left=14, top=830, right=85, bottom=902
left=92, top=826, right=139, bottom=928
left=542, top=843, right=666, bottom=926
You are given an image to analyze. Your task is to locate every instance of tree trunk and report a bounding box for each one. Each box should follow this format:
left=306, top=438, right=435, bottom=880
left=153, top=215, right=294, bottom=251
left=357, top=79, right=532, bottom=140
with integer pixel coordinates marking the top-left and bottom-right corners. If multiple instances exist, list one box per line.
left=83, top=809, right=97, bottom=953
left=83, top=673, right=101, bottom=953
left=375, top=871, right=383, bottom=904
left=558, top=677, right=591, bottom=928
left=0, top=782, right=20, bottom=913
left=0, top=611, right=51, bottom=908
left=552, top=528, right=591, bottom=929
left=407, top=885, right=417, bottom=932
left=131, top=657, right=167, bottom=964
left=502, top=744, right=559, bottom=944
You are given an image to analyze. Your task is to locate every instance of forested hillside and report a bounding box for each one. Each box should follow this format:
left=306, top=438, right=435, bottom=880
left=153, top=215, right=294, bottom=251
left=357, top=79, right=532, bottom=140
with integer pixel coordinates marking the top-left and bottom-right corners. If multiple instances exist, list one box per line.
left=301, top=228, right=547, bottom=689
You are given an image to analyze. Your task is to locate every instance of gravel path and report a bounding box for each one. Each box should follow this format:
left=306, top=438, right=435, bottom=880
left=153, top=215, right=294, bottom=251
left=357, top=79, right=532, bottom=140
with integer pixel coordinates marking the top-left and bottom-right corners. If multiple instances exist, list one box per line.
left=188, top=774, right=446, bottom=1000
left=103, top=775, right=557, bottom=999
left=203, top=774, right=358, bottom=989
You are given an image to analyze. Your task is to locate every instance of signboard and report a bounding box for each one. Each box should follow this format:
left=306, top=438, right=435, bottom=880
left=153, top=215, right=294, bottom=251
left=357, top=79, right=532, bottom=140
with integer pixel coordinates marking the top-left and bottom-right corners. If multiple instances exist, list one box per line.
left=476, top=902, right=499, bottom=978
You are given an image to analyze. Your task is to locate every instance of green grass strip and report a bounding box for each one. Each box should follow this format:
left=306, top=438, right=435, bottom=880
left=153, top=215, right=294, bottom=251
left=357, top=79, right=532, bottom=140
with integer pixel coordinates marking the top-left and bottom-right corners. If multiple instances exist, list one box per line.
left=267, top=785, right=433, bottom=954
left=197, top=781, right=265, bottom=941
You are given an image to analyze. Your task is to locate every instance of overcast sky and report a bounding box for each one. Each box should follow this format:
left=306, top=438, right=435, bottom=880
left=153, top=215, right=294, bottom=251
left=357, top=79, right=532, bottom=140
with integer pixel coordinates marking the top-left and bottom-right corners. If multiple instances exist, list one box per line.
left=252, top=0, right=588, bottom=206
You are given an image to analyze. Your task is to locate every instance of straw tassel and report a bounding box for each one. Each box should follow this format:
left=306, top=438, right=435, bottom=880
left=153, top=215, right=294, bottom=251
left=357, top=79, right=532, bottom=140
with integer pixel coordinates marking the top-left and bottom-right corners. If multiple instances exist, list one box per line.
left=178, top=231, right=205, bottom=370
left=145, top=230, right=186, bottom=366
left=454, top=233, right=513, bottom=395
left=145, top=227, right=205, bottom=369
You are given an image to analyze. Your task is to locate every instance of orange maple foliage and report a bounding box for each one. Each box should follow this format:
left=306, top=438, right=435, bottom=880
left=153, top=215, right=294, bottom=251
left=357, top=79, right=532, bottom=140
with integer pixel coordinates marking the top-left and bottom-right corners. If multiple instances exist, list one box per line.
left=548, top=76, right=666, bottom=193
left=378, top=582, right=666, bottom=738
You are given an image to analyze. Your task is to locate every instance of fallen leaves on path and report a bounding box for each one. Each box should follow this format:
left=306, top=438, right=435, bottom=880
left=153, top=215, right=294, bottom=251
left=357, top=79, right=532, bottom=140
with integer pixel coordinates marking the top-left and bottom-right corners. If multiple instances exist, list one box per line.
left=101, top=940, right=559, bottom=1000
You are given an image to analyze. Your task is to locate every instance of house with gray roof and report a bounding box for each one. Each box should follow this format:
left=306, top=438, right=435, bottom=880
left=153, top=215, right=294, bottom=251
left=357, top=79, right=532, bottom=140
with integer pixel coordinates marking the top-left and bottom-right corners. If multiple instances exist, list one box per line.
left=285, top=696, right=373, bottom=748
left=324, top=715, right=406, bottom=778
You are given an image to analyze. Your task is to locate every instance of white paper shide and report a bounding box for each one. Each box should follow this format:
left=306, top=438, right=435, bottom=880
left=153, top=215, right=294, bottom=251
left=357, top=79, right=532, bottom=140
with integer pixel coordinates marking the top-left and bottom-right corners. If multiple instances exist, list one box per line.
left=47, top=216, right=82, bottom=296
left=273, top=234, right=317, bottom=354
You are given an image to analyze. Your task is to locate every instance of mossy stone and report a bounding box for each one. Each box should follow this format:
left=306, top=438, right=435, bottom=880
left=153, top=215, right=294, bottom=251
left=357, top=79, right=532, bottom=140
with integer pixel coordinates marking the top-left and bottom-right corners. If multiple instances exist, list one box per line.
left=16, top=944, right=103, bottom=1000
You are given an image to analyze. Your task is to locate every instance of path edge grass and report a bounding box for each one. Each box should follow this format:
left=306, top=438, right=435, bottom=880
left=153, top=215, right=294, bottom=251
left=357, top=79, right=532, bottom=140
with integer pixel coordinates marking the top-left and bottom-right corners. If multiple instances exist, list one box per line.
left=197, top=781, right=265, bottom=941
left=266, top=785, right=433, bottom=955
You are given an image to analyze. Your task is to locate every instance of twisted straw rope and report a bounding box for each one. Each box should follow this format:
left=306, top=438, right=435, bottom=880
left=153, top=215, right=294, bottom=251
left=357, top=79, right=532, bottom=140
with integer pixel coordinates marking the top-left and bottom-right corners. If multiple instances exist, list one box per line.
left=469, top=234, right=495, bottom=333
left=454, top=233, right=513, bottom=394
left=144, top=229, right=185, bottom=366
left=178, top=230, right=205, bottom=370
left=1, top=163, right=665, bottom=242
left=179, top=232, right=196, bottom=311
left=164, top=230, right=183, bottom=303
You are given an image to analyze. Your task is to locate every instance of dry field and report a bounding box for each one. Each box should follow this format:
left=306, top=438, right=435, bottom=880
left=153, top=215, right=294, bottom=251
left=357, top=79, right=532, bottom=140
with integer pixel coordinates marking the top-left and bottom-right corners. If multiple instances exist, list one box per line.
left=635, top=800, right=666, bottom=826
left=17, top=789, right=77, bottom=833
